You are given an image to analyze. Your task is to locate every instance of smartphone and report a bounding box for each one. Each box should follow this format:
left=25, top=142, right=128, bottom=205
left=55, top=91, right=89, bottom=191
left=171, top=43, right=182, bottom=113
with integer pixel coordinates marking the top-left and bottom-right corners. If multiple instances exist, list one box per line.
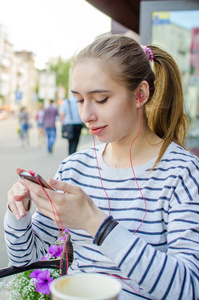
left=19, top=171, right=56, bottom=191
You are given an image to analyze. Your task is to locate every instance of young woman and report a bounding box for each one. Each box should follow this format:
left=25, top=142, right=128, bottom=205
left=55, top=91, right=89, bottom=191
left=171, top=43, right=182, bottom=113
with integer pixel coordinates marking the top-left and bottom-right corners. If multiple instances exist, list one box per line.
left=5, top=35, right=199, bottom=299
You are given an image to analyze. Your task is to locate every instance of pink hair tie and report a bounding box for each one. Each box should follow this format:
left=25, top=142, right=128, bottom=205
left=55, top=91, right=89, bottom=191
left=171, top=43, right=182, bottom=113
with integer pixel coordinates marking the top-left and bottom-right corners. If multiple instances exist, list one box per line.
left=141, top=45, right=154, bottom=62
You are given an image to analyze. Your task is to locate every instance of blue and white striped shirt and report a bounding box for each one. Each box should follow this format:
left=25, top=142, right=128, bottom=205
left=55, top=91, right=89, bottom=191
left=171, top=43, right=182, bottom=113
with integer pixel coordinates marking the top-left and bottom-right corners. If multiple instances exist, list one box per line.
left=4, top=142, right=199, bottom=299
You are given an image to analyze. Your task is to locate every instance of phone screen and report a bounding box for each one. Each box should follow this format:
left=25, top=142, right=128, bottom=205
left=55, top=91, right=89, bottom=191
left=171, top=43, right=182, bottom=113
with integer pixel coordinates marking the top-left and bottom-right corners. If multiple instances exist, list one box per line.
left=19, top=171, right=55, bottom=190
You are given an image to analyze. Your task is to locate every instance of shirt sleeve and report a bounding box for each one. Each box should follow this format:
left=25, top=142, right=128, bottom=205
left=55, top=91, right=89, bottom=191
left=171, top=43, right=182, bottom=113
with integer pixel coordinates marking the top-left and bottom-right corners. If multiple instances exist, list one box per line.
left=4, top=208, right=59, bottom=267
left=99, top=165, right=199, bottom=300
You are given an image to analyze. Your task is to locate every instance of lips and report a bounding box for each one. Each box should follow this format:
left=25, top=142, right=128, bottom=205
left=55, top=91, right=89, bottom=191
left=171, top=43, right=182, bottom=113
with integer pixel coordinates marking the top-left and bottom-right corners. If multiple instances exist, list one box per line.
left=89, top=126, right=107, bottom=136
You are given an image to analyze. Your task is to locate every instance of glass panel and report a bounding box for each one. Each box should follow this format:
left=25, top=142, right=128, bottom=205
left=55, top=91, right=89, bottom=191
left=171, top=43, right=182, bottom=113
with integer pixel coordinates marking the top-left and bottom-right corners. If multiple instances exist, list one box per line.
left=151, top=10, right=199, bottom=155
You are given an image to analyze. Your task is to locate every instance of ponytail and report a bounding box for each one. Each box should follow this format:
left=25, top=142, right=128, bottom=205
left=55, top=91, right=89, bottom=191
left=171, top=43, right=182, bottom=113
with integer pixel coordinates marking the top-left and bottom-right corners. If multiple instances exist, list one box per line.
left=145, top=45, right=189, bottom=164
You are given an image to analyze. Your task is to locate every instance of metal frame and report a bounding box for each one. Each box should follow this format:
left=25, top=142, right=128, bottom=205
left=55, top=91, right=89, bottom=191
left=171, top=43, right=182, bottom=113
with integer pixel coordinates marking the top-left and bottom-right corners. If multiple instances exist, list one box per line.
left=140, top=0, right=199, bottom=45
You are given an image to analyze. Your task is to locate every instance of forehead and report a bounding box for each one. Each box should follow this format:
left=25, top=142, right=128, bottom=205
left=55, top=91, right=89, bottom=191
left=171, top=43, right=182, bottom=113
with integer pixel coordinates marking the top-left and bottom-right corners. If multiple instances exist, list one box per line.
left=72, top=59, right=106, bottom=78
left=72, top=59, right=114, bottom=90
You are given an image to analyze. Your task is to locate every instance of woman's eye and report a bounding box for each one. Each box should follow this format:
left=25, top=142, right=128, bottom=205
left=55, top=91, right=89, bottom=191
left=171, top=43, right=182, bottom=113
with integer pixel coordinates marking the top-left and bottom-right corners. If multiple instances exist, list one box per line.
left=76, top=96, right=108, bottom=104
left=76, top=99, right=84, bottom=104
left=96, top=96, right=108, bottom=104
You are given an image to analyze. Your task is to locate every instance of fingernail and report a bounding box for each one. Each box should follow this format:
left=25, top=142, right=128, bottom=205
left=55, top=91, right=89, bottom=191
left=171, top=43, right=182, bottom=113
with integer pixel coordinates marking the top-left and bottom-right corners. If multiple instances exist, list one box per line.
left=19, top=210, right=25, bottom=217
left=15, top=214, right=20, bottom=220
left=50, top=178, right=57, bottom=185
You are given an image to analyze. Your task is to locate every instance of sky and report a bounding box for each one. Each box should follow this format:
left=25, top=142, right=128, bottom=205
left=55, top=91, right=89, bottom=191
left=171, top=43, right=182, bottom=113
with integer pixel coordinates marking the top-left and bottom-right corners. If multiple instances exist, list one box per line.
left=0, top=0, right=111, bottom=69
left=170, top=10, right=199, bottom=30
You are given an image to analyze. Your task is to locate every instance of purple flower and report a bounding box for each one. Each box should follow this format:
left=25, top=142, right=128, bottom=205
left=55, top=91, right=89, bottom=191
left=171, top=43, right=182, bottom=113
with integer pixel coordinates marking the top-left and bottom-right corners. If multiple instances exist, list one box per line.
left=49, top=245, right=59, bottom=257
left=30, top=269, right=53, bottom=295
left=54, top=245, right=64, bottom=257
left=30, top=269, right=41, bottom=279
left=42, top=229, right=68, bottom=260
left=59, top=235, right=67, bottom=242
left=42, top=244, right=64, bottom=260
left=58, top=229, right=68, bottom=242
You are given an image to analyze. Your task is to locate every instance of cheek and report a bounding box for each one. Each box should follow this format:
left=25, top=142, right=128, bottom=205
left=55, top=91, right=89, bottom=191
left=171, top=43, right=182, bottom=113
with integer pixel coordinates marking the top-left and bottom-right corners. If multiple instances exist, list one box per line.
left=111, top=106, right=134, bottom=133
left=111, top=105, right=132, bottom=123
left=107, top=113, right=126, bottom=136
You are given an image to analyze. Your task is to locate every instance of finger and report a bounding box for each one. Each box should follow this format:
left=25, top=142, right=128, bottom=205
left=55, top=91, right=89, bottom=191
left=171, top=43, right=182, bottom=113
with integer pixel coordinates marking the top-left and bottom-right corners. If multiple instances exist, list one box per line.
left=19, top=177, right=48, bottom=197
left=20, top=179, right=57, bottom=211
left=8, top=191, right=26, bottom=220
left=14, top=184, right=29, bottom=200
left=49, top=178, right=81, bottom=194
left=8, top=182, right=29, bottom=203
left=15, top=199, right=28, bottom=218
left=16, top=167, right=26, bottom=175
left=29, top=190, right=59, bottom=221
left=8, top=201, right=20, bottom=220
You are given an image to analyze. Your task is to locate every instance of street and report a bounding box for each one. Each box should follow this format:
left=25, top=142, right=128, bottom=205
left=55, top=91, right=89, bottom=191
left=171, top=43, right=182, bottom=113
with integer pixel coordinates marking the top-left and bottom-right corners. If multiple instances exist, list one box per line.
left=0, top=116, right=93, bottom=269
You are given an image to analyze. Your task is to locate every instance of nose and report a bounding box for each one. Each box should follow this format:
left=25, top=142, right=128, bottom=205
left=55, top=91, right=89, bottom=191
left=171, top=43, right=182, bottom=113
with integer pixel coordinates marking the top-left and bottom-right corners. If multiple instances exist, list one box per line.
left=79, top=101, right=97, bottom=124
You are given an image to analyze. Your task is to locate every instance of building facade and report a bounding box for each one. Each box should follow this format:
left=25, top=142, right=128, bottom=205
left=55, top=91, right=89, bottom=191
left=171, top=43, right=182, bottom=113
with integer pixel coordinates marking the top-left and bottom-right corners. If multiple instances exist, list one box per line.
left=0, top=24, right=38, bottom=114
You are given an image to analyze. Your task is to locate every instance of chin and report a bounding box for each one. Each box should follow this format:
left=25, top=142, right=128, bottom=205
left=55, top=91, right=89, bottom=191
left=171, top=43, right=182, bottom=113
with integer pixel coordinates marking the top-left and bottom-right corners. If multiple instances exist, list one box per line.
left=95, top=135, right=113, bottom=144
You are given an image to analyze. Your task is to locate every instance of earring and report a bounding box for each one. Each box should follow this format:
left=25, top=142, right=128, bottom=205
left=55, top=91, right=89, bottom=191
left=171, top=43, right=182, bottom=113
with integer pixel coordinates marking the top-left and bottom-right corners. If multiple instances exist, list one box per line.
left=137, top=93, right=143, bottom=101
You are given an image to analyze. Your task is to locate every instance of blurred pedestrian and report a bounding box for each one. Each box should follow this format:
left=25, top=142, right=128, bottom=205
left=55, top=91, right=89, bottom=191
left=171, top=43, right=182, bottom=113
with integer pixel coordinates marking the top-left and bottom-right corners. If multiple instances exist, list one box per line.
left=19, top=106, right=30, bottom=146
left=60, top=96, right=83, bottom=155
left=35, top=102, right=45, bottom=147
left=43, top=100, right=60, bottom=153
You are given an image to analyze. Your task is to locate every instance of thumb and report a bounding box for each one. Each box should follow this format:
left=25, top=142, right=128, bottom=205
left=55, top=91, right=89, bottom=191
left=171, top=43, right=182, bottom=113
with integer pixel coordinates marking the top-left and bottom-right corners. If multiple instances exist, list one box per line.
left=49, top=178, right=78, bottom=194
left=14, top=183, right=30, bottom=201
left=16, top=167, right=26, bottom=175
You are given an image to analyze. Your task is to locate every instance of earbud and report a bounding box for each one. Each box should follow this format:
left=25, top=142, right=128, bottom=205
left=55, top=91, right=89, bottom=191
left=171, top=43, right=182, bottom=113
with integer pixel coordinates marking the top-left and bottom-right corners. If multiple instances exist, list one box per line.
left=137, top=93, right=143, bottom=102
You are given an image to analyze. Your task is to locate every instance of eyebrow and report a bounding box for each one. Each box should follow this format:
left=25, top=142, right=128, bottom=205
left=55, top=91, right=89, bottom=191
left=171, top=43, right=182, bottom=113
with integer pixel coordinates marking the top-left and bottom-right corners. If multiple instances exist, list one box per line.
left=71, top=89, right=110, bottom=95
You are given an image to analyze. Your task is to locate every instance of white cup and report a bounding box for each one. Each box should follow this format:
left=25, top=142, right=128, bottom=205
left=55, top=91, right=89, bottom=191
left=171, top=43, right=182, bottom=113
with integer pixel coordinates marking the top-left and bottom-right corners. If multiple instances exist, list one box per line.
left=50, top=273, right=122, bottom=300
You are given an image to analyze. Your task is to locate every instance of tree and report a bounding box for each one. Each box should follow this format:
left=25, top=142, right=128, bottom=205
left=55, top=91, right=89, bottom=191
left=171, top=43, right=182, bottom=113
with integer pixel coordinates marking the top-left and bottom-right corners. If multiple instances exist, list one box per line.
left=50, top=57, right=71, bottom=98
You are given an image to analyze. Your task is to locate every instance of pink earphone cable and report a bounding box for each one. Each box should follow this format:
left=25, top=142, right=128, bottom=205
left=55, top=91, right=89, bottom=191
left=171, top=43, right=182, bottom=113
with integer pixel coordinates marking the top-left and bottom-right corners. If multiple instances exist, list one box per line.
left=28, top=170, right=69, bottom=276
left=92, top=136, right=111, bottom=216
left=92, top=96, right=147, bottom=292
left=129, top=100, right=147, bottom=234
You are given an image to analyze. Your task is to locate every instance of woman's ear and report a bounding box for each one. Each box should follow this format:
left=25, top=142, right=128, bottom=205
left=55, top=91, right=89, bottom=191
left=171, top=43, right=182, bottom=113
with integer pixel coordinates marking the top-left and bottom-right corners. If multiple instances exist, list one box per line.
left=135, top=81, right=150, bottom=108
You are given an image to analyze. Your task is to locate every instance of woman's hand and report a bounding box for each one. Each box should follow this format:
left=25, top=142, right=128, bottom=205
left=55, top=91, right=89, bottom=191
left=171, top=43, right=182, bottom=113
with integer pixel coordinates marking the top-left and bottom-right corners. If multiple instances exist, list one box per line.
left=8, top=180, right=30, bottom=220
left=18, top=177, right=107, bottom=237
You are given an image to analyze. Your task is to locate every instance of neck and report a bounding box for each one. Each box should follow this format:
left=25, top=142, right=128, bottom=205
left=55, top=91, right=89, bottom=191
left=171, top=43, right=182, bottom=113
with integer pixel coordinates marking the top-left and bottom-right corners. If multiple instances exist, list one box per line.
left=103, top=128, right=163, bottom=168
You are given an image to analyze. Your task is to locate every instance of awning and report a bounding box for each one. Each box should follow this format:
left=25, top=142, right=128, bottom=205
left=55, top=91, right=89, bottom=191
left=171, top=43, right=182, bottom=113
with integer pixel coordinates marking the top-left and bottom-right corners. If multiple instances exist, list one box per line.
left=85, top=0, right=190, bottom=34
left=85, top=0, right=140, bottom=33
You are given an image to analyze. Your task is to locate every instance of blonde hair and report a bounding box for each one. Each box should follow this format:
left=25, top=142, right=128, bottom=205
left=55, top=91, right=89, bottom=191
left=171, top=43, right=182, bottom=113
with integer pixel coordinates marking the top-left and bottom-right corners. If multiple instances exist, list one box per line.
left=72, top=35, right=189, bottom=165
left=145, top=45, right=189, bottom=164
